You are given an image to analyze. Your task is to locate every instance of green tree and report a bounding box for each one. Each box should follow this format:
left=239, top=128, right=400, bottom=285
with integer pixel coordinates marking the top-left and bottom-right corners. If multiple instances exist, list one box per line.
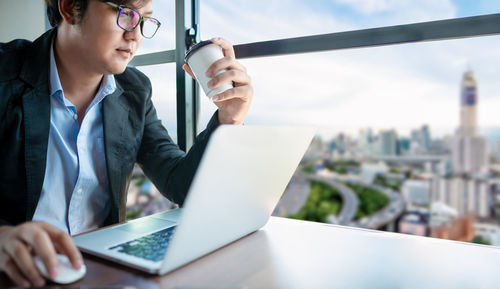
left=472, top=236, right=491, bottom=245
left=345, top=183, right=390, bottom=220
left=289, top=181, right=342, bottom=223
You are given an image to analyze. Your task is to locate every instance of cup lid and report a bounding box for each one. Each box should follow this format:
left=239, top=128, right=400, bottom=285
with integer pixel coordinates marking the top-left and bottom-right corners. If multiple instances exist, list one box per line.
left=184, top=40, right=213, bottom=62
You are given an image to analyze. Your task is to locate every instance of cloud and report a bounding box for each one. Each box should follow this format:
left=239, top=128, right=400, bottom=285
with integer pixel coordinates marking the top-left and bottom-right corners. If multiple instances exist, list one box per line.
left=331, top=0, right=456, bottom=22
left=200, top=0, right=354, bottom=43
left=332, top=0, right=392, bottom=14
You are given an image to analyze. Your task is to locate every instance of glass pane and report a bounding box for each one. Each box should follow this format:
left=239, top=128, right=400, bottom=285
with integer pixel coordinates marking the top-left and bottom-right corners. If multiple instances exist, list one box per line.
left=134, top=0, right=175, bottom=54
left=136, top=64, right=177, bottom=139
left=126, top=63, right=178, bottom=220
left=142, top=18, right=160, bottom=38
left=200, top=0, right=500, bottom=44
left=198, top=35, right=500, bottom=247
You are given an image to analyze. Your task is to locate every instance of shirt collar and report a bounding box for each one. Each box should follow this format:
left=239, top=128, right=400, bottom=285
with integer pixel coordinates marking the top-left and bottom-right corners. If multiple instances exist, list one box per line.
left=49, top=40, right=63, bottom=98
left=49, top=39, right=117, bottom=107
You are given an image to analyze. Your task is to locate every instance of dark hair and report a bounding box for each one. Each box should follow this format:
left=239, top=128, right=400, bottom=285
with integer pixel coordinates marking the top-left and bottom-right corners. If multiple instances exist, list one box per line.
left=45, top=0, right=129, bottom=27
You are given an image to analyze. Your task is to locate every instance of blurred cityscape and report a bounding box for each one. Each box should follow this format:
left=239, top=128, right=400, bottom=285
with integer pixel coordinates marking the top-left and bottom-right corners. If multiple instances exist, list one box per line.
left=274, top=70, right=500, bottom=246
left=127, top=70, right=500, bottom=247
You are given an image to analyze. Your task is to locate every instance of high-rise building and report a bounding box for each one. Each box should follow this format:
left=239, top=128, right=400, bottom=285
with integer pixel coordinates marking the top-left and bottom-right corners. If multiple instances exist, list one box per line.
left=459, top=71, right=478, bottom=136
left=492, top=140, right=500, bottom=162
left=398, top=138, right=411, bottom=155
left=335, top=133, right=346, bottom=156
left=409, top=125, right=431, bottom=154
left=430, top=176, right=490, bottom=218
left=379, top=129, right=398, bottom=156
left=402, top=180, right=430, bottom=208
left=451, top=71, right=488, bottom=175
left=421, top=125, right=431, bottom=151
left=357, top=128, right=373, bottom=157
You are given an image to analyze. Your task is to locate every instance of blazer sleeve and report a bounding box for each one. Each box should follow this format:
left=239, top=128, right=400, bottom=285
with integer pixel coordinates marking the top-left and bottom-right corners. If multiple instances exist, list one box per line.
left=0, top=219, right=12, bottom=226
left=135, top=89, right=219, bottom=206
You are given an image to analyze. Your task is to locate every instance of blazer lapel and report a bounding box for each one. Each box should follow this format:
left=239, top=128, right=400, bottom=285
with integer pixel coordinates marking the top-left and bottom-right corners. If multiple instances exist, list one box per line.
left=23, top=86, right=51, bottom=221
left=102, top=85, right=127, bottom=223
left=19, top=29, right=55, bottom=221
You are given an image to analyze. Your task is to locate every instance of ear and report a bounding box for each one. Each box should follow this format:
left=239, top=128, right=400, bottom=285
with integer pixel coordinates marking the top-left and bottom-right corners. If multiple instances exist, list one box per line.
left=58, top=0, right=77, bottom=25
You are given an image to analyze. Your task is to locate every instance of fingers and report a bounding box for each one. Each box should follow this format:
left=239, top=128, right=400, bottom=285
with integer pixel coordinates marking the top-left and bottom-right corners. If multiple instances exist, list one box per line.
left=205, top=57, right=246, bottom=78
left=182, top=64, right=196, bottom=80
left=3, top=259, right=30, bottom=288
left=39, top=222, right=83, bottom=270
left=5, top=240, right=45, bottom=287
left=213, top=85, right=253, bottom=102
left=207, top=69, right=251, bottom=91
left=211, top=37, right=235, bottom=59
left=16, top=222, right=59, bottom=280
left=30, top=229, right=60, bottom=279
left=198, top=37, right=253, bottom=125
left=0, top=222, right=83, bottom=288
left=204, top=38, right=250, bottom=93
left=185, top=37, right=237, bottom=81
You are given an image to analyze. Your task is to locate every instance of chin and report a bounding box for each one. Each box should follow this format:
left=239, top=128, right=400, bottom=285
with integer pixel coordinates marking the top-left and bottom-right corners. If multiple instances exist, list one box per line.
left=106, top=62, right=129, bottom=75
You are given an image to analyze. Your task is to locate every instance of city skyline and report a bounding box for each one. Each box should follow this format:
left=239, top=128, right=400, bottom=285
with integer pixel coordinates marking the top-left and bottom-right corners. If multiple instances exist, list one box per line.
left=308, top=70, right=500, bottom=147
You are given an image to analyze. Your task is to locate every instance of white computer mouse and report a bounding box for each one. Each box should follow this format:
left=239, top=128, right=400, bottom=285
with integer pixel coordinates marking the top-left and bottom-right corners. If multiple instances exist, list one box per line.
left=34, top=254, right=86, bottom=284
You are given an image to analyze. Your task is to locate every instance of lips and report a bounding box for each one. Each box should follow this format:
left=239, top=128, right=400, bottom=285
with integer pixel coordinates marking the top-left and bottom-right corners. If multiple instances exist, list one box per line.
left=116, top=48, right=133, bottom=58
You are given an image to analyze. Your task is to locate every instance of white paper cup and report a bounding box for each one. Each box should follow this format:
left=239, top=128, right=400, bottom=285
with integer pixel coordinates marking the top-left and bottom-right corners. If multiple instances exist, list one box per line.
left=185, top=40, right=234, bottom=100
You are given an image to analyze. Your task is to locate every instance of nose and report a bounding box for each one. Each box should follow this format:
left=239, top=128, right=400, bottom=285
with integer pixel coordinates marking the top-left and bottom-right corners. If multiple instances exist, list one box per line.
left=123, top=24, right=142, bottom=41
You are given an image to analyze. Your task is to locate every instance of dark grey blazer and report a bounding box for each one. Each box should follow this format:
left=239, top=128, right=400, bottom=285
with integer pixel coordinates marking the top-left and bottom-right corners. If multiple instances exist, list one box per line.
left=0, top=28, right=219, bottom=227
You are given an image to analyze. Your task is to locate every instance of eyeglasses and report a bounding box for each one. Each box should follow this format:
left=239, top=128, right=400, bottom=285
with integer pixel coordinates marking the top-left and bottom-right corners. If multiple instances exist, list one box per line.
left=101, top=1, right=161, bottom=39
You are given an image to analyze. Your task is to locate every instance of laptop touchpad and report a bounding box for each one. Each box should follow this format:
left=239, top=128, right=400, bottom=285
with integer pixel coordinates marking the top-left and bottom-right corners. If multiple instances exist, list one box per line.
left=116, top=217, right=176, bottom=235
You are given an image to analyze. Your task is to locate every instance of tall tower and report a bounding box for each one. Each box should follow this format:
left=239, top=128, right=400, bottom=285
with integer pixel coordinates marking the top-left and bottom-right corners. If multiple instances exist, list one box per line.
left=460, top=71, right=478, bottom=137
left=452, top=70, right=488, bottom=176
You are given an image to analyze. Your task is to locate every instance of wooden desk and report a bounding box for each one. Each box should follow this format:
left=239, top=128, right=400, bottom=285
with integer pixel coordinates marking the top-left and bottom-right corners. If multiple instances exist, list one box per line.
left=2, top=217, right=500, bottom=288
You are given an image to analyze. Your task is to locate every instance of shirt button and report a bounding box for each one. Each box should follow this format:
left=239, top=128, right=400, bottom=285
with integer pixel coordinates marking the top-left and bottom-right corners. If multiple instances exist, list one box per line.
left=73, top=226, right=78, bottom=233
left=73, top=114, right=78, bottom=120
left=76, top=188, right=82, bottom=194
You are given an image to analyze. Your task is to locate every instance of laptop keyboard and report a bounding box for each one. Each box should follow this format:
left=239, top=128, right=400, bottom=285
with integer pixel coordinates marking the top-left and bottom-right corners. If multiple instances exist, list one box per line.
left=109, top=226, right=176, bottom=262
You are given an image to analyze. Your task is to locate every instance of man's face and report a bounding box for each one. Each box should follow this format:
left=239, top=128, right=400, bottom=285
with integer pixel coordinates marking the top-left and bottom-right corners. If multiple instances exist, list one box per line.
left=75, top=0, right=154, bottom=75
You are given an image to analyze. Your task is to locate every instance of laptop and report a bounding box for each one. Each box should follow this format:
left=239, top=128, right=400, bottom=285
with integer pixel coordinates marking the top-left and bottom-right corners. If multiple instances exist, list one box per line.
left=73, top=125, right=315, bottom=274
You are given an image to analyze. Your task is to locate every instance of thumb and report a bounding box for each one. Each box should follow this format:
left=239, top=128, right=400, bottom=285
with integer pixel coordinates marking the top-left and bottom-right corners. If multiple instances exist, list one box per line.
left=182, top=64, right=197, bottom=80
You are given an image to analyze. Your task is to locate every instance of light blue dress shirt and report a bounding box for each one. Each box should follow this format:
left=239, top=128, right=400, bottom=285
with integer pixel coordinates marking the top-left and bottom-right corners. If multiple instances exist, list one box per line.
left=32, top=41, right=116, bottom=235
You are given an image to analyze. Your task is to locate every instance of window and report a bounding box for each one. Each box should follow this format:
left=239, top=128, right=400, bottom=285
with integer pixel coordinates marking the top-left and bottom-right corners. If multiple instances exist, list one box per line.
left=127, top=64, right=179, bottom=219
left=196, top=1, right=500, bottom=246
left=134, top=1, right=175, bottom=54
left=136, top=64, right=178, bottom=139
left=131, top=0, right=500, bottom=247
left=125, top=1, right=177, bottom=219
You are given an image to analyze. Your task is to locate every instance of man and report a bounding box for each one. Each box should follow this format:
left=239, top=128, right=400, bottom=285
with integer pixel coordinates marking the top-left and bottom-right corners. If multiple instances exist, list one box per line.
left=0, top=0, right=253, bottom=287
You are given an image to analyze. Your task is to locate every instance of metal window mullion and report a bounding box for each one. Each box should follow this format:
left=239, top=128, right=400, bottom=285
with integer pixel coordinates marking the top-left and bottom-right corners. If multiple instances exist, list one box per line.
left=191, top=0, right=200, bottom=136
left=175, top=0, right=199, bottom=151
left=130, top=50, right=176, bottom=66
left=135, top=13, right=500, bottom=65
left=233, top=13, right=500, bottom=59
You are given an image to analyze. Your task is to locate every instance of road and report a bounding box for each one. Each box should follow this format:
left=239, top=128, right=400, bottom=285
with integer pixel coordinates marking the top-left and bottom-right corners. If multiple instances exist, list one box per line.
left=273, top=170, right=404, bottom=229
left=273, top=171, right=361, bottom=226
left=272, top=175, right=311, bottom=217
left=303, top=173, right=360, bottom=226
left=347, top=180, right=406, bottom=229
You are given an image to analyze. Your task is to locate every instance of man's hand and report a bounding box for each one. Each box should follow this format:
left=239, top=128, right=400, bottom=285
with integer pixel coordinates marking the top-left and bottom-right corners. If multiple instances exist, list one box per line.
left=0, top=221, right=83, bottom=288
left=183, top=37, right=253, bottom=125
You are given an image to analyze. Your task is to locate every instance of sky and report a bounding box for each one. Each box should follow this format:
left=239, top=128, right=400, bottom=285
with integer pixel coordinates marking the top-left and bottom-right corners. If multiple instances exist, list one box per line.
left=136, top=0, right=500, bottom=140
